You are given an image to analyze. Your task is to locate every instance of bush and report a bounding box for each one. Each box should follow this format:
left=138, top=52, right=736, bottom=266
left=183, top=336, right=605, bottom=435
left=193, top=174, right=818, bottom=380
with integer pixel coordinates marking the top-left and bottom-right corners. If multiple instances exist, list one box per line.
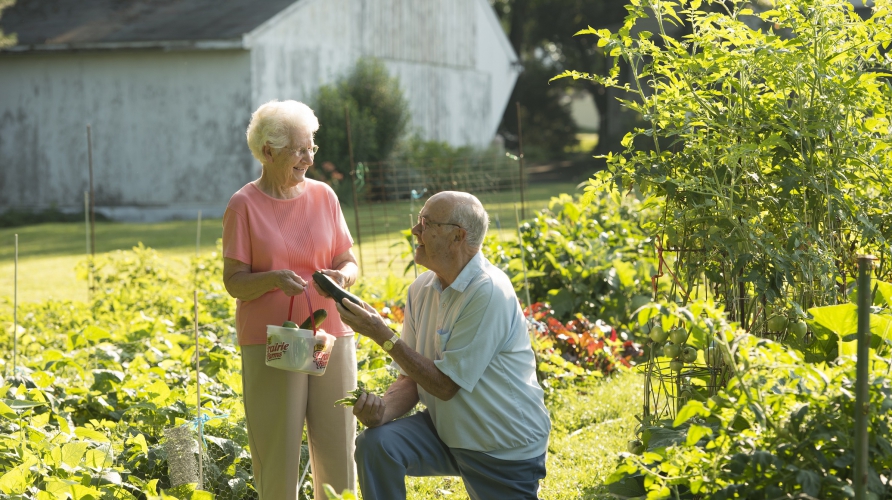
left=312, top=58, right=410, bottom=202
left=609, top=334, right=892, bottom=499
left=483, top=187, right=663, bottom=337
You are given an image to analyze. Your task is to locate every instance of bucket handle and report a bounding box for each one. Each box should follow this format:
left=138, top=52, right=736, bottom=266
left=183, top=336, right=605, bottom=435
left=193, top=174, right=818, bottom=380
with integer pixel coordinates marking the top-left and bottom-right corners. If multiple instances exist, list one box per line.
left=287, top=290, right=319, bottom=336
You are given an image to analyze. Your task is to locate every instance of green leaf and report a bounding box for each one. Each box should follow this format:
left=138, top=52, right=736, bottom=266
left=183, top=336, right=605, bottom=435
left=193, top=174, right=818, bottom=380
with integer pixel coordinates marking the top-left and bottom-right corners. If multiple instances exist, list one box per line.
left=874, top=281, right=892, bottom=307
left=85, top=449, right=111, bottom=469
left=126, top=434, right=149, bottom=457
left=61, top=442, right=90, bottom=468
left=0, top=401, right=16, bottom=420
left=686, top=424, right=713, bottom=446
left=2, top=399, right=47, bottom=411
left=808, top=303, right=858, bottom=338
left=75, top=428, right=110, bottom=443
left=796, top=469, right=821, bottom=497
left=607, top=473, right=646, bottom=498
left=673, top=400, right=710, bottom=427
left=0, top=459, right=35, bottom=494
left=84, top=325, right=112, bottom=342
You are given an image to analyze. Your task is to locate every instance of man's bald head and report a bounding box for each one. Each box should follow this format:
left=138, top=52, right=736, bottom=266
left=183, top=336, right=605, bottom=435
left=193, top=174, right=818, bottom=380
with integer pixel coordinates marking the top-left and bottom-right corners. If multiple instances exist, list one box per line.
left=428, top=191, right=489, bottom=250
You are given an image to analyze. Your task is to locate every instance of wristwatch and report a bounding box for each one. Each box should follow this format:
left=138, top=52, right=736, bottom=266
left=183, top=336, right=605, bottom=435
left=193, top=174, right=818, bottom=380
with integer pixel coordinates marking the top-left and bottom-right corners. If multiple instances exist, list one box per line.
left=381, top=332, right=400, bottom=352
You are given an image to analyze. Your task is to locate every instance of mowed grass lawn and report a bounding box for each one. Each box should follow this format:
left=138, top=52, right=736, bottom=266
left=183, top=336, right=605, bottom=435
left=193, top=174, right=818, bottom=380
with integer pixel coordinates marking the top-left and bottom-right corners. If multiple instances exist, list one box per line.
left=0, top=181, right=582, bottom=304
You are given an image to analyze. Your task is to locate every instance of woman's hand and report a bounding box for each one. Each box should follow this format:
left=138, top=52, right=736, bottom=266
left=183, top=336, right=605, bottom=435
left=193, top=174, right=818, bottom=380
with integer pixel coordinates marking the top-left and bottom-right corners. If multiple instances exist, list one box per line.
left=312, top=268, right=348, bottom=298
left=276, top=270, right=308, bottom=296
left=353, top=392, right=387, bottom=428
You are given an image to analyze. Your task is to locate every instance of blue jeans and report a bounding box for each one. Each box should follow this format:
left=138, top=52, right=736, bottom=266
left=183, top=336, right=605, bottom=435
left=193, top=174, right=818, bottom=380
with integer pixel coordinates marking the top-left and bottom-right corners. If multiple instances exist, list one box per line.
left=355, top=411, right=547, bottom=500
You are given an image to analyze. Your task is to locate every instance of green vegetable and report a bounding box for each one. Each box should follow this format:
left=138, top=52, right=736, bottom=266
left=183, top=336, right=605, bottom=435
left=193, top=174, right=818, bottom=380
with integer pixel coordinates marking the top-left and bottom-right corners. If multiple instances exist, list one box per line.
left=767, top=315, right=788, bottom=333
left=333, top=383, right=382, bottom=407
left=663, top=342, right=680, bottom=359
left=300, top=309, right=328, bottom=329
left=790, top=320, right=807, bottom=339
left=282, top=320, right=299, bottom=328
left=627, top=439, right=645, bottom=454
left=649, top=325, right=668, bottom=343
left=669, top=327, right=689, bottom=345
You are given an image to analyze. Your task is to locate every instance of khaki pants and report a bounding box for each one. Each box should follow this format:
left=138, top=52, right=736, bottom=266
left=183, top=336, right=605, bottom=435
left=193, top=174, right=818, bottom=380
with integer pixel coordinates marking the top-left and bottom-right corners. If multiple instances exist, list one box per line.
left=241, top=337, right=357, bottom=499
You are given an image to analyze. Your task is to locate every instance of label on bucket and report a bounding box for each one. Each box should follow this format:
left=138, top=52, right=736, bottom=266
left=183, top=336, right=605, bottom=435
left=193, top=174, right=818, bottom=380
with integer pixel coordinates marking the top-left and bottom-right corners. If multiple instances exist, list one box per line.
left=313, top=343, right=330, bottom=369
left=265, top=325, right=334, bottom=376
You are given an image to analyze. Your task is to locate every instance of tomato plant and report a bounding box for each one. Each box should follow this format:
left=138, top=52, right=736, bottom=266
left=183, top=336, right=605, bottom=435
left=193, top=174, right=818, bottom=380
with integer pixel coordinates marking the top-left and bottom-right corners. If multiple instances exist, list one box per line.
left=558, top=0, right=892, bottom=330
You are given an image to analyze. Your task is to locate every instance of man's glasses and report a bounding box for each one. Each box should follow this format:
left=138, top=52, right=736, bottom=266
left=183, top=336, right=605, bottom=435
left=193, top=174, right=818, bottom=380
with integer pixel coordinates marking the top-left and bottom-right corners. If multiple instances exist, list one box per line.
left=285, top=145, right=319, bottom=157
left=417, top=215, right=462, bottom=231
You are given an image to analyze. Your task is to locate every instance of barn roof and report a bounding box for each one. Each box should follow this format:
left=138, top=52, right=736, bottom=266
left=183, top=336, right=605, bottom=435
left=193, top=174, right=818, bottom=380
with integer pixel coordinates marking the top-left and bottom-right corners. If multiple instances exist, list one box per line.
left=0, top=0, right=299, bottom=51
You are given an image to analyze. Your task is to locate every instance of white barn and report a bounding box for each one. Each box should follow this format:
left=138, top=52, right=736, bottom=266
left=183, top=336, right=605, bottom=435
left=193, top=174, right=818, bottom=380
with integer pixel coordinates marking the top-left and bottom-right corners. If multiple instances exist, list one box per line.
left=0, top=0, right=519, bottom=220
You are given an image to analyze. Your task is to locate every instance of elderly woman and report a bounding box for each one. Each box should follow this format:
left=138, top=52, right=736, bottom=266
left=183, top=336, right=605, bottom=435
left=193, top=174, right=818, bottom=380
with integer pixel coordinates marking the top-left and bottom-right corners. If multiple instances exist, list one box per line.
left=222, top=100, right=358, bottom=499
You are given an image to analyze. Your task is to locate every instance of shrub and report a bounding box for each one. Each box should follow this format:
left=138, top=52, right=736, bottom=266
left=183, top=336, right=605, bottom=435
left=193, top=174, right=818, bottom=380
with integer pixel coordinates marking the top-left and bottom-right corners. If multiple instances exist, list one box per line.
left=312, top=58, right=410, bottom=202
left=483, top=187, right=664, bottom=336
left=608, top=334, right=892, bottom=499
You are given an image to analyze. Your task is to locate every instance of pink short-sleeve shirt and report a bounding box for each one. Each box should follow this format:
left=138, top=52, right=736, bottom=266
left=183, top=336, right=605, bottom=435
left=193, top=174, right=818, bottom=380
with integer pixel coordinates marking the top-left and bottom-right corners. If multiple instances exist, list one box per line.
left=222, top=180, right=355, bottom=345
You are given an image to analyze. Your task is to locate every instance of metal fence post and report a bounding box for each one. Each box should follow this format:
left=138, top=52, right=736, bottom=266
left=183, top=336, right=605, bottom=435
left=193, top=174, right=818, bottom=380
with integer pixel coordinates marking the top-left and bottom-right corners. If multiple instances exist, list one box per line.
left=854, top=254, right=876, bottom=500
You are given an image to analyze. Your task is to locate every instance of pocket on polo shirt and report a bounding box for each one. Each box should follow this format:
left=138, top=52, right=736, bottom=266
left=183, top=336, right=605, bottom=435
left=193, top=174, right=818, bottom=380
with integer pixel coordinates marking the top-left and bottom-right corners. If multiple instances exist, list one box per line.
left=435, top=328, right=451, bottom=360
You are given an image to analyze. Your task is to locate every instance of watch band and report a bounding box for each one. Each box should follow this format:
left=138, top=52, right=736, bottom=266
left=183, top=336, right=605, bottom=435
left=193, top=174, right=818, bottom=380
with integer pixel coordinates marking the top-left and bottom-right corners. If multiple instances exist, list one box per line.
left=381, top=332, right=400, bottom=352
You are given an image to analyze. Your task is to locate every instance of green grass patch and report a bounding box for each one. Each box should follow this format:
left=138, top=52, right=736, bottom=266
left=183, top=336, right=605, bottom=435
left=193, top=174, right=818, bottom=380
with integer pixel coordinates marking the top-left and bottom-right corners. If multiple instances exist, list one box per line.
left=1, top=182, right=583, bottom=303
left=401, top=373, right=643, bottom=499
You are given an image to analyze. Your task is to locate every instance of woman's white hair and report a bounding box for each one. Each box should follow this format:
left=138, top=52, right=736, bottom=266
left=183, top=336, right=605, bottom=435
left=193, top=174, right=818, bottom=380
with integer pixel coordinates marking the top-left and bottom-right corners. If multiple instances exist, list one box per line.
left=246, top=100, right=319, bottom=164
left=449, top=192, right=489, bottom=250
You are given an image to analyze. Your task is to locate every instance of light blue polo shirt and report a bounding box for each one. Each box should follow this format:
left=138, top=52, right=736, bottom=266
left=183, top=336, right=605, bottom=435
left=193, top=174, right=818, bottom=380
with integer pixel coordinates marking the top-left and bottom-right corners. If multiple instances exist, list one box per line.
left=395, top=252, right=551, bottom=460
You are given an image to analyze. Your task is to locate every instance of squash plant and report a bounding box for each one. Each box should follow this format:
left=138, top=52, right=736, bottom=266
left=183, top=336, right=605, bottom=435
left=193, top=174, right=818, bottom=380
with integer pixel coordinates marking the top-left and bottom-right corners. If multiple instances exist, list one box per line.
left=556, top=0, right=892, bottom=331
left=484, top=189, right=665, bottom=332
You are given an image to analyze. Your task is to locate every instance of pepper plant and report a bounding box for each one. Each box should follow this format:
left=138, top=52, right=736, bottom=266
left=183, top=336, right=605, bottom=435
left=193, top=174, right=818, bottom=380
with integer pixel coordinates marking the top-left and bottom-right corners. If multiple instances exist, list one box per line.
left=556, top=0, right=892, bottom=332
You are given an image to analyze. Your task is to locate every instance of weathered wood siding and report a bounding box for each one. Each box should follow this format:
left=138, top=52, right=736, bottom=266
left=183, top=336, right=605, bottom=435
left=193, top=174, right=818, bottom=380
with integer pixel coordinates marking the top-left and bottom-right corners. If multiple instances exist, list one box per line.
left=0, top=50, right=253, bottom=217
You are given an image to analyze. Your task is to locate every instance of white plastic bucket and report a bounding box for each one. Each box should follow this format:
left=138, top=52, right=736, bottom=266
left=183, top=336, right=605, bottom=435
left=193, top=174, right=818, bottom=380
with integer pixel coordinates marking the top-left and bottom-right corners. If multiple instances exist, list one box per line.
left=265, top=325, right=335, bottom=376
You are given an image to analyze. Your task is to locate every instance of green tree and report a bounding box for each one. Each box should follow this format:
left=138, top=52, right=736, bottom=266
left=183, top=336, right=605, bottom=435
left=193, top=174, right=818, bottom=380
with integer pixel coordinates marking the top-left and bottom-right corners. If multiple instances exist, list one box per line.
left=312, top=58, right=410, bottom=201
left=490, top=0, right=630, bottom=159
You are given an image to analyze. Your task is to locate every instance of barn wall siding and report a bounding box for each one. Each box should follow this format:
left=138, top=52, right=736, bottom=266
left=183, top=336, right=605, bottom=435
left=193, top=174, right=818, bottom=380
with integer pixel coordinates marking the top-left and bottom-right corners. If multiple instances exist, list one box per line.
left=0, top=0, right=517, bottom=219
left=0, top=50, right=253, bottom=217
left=250, top=0, right=514, bottom=148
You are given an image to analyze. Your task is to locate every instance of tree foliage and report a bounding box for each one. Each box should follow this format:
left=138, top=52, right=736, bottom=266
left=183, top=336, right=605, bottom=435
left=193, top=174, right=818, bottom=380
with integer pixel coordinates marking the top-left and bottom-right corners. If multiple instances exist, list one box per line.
left=490, top=0, right=630, bottom=158
left=311, top=58, right=410, bottom=201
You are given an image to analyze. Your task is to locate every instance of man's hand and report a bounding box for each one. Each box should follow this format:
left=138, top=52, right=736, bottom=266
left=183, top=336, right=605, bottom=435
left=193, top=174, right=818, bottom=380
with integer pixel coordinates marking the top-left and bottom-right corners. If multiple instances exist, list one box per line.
left=353, top=392, right=387, bottom=428
left=336, top=299, right=391, bottom=345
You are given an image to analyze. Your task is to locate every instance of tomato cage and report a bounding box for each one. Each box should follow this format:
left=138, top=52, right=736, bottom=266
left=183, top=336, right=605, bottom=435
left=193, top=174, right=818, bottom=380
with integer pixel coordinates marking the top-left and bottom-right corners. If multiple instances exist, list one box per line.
left=636, top=239, right=732, bottom=425
left=637, top=353, right=730, bottom=424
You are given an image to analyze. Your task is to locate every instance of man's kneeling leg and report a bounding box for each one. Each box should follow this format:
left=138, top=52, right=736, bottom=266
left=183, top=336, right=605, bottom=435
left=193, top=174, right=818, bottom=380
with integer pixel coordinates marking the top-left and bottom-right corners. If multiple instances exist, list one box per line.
left=355, top=411, right=459, bottom=500
left=452, top=449, right=547, bottom=500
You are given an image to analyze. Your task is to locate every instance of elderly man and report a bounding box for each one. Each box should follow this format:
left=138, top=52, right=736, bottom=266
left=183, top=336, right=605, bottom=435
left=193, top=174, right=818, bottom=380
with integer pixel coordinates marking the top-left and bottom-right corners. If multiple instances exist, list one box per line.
left=335, top=191, right=551, bottom=500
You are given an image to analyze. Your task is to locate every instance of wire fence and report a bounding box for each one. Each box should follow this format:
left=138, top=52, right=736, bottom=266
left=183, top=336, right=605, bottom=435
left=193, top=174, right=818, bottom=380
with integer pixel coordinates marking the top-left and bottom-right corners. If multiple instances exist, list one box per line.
left=344, top=154, right=530, bottom=278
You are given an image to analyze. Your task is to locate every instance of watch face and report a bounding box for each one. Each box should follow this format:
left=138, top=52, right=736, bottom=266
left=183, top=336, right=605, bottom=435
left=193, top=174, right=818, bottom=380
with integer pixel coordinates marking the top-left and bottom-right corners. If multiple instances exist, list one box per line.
left=383, top=340, right=394, bottom=351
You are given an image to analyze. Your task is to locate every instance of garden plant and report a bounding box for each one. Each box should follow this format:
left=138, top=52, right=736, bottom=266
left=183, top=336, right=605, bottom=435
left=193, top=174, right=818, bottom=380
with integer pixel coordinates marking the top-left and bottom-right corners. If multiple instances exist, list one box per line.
left=553, top=0, right=892, bottom=497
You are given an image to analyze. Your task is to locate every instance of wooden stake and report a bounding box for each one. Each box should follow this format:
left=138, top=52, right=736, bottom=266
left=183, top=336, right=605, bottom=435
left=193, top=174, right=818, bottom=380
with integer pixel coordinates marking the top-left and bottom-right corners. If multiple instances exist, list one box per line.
left=345, top=105, right=364, bottom=276
left=196, top=210, right=202, bottom=257
left=194, top=290, right=203, bottom=488
left=12, top=234, right=17, bottom=378
left=87, top=125, right=95, bottom=258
